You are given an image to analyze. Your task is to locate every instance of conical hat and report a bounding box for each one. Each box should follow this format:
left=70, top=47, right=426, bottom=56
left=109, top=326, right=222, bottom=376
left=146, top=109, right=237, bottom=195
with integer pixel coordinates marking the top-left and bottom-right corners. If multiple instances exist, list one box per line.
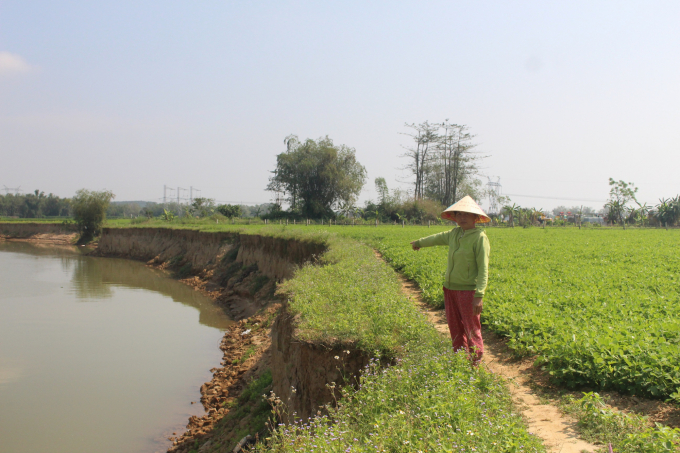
left=441, top=196, right=491, bottom=223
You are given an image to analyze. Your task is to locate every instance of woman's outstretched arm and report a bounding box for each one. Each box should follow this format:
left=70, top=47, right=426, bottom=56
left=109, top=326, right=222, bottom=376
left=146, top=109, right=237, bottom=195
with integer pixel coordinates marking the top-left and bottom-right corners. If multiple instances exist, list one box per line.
left=410, top=230, right=452, bottom=251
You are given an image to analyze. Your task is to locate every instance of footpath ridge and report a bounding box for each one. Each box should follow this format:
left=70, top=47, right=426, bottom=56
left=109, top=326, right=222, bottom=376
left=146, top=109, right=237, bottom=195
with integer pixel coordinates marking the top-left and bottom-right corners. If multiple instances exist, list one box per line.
left=378, top=250, right=597, bottom=453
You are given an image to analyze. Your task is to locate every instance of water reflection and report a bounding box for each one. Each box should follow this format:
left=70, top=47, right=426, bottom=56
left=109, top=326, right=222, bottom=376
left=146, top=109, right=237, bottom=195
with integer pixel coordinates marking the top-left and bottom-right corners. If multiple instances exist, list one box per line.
left=0, top=241, right=231, bottom=330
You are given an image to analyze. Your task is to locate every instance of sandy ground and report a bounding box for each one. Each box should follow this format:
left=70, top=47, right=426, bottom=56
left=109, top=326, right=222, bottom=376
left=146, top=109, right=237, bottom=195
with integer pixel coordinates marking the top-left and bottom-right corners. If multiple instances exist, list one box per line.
left=0, top=232, right=79, bottom=246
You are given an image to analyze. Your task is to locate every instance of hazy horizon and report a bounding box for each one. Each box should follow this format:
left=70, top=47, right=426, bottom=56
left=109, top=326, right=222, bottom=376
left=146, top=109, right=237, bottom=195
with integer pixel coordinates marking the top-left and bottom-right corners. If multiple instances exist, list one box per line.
left=2, top=1, right=678, bottom=212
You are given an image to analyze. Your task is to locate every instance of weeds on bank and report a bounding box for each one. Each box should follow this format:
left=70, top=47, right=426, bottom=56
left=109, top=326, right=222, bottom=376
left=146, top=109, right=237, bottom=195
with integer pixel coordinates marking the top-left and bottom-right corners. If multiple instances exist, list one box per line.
left=177, top=263, right=193, bottom=279
left=256, top=339, right=544, bottom=453
left=561, top=392, right=680, bottom=452
left=210, top=370, right=274, bottom=453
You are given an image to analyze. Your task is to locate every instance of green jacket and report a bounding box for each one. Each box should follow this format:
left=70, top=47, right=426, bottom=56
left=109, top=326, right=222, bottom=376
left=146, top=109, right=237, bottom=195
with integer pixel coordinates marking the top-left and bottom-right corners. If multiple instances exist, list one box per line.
left=414, top=227, right=490, bottom=298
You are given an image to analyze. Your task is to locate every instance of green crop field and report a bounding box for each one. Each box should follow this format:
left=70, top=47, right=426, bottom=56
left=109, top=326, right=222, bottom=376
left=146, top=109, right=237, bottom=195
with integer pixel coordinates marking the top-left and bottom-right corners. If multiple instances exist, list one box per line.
left=328, top=226, right=680, bottom=402
left=10, top=219, right=678, bottom=449
left=100, top=219, right=680, bottom=402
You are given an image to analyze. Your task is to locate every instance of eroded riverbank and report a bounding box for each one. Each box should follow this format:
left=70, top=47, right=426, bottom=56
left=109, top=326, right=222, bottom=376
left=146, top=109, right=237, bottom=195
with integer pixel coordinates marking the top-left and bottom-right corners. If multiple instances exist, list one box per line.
left=1, top=226, right=351, bottom=453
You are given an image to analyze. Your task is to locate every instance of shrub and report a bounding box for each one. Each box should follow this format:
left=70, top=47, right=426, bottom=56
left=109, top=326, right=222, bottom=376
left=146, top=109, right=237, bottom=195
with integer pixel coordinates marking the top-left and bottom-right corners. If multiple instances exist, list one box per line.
left=71, top=189, right=115, bottom=242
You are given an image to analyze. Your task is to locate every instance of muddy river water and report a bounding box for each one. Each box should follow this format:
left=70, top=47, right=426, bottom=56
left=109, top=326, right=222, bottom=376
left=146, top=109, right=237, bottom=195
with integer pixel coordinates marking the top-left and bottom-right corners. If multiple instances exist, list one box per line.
left=0, top=242, right=233, bottom=453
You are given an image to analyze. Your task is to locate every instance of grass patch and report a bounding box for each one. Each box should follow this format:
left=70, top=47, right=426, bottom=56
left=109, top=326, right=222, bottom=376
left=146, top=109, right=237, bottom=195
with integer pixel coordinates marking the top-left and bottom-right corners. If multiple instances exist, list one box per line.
left=257, top=338, right=545, bottom=453
left=277, top=235, right=435, bottom=354
left=562, top=392, right=680, bottom=452
left=216, top=370, right=274, bottom=447
left=233, top=345, right=258, bottom=365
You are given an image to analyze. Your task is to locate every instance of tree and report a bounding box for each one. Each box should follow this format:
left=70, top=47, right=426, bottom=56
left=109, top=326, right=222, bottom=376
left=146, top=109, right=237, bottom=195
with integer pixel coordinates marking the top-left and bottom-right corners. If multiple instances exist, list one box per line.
left=162, top=209, right=176, bottom=221
left=217, top=204, right=242, bottom=219
left=655, top=196, right=680, bottom=227
left=606, top=178, right=638, bottom=227
left=432, top=122, right=481, bottom=206
left=71, top=189, right=115, bottom=241
left=142, top=207, right=154, bottom=218
left=368, top=177, right=409, bottom=221
left=502, top=203, right=520, bottom=228
left=400, top=121, right=484, bottom=206
left=266, top=135, right=367, bottom=218
left=400, top=122, right=439, bottom=200
left=22, top=190, right=46, bottom=218
left=375, top=177, right=389, bottom=206
left=43, top=193, right=69, bottom=216
left=190, top=197, right=215, bottom=217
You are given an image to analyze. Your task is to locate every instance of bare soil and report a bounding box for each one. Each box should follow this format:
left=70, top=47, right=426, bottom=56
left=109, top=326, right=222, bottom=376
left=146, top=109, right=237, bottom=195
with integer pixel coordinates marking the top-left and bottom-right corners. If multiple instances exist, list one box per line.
left=0, top=232, right=78, bottom=246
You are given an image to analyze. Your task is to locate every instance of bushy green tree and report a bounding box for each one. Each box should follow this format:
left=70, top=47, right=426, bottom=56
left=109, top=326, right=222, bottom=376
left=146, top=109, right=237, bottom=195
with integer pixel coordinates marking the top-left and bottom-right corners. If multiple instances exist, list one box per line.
left=190, top=197, right=215, bottom=217
left=655, top=196, right=680, bottom=227
left=605, top=178, right=638, bottom=226
left=71, top=189, right=115, bottom=241
left=217, top=204, right=242, bottom=218
left=267, top=135, right=367, bottom=219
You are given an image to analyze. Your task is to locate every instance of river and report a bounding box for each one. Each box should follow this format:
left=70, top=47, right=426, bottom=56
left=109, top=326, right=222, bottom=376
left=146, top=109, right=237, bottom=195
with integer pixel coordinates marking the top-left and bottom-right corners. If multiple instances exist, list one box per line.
left=0, top=241, right=233, bottom=453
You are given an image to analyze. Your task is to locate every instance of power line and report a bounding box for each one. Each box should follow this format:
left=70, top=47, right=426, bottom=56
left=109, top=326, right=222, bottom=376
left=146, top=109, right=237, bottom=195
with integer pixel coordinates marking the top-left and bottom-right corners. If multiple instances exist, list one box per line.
left=504, top=193, right=607, bottom=203
left=2, top=185, right=22, bottom=195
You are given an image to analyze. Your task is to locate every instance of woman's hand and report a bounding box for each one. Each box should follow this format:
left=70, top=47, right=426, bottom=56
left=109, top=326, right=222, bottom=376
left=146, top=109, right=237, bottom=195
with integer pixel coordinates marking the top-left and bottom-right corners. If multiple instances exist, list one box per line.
left=472, top=297, right=483, bottom=316
left=411, top=241, right=420, bottom=251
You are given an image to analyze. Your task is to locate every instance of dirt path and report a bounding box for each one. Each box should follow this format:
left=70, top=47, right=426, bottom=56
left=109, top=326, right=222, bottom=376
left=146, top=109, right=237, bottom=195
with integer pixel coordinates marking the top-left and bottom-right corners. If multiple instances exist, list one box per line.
left=396, top=273, right=598, bottom=453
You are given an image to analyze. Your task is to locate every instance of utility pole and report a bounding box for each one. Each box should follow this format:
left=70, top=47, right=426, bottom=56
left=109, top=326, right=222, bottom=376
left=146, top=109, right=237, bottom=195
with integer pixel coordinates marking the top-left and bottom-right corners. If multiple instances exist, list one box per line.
left=176, top=187, right=186, bottom=216
left=163, top=186, right=175, bottom=207
left=2, top=185, right=22, bottom=195
left=189, top=187, right=201, bottom=204
left=485, top=177, right=502, bottom=216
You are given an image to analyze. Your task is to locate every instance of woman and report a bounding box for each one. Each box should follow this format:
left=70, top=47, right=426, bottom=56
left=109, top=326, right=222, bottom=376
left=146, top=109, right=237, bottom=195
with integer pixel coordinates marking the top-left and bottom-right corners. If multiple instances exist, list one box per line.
left=411, top=196, right=491, bottom=364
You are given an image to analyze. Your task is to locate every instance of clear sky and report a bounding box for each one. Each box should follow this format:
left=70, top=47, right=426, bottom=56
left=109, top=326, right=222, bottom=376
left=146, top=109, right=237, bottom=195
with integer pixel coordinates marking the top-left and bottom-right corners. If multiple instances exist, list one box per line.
left=1, top=1, right=678, bottom=211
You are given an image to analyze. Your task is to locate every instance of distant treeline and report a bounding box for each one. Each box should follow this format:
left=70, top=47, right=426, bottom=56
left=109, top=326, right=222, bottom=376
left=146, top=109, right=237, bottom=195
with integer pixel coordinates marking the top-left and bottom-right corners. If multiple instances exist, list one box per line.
left=107, top=201, right=276, bottom=219
left=0, top=192, right=275, bottom=220
left=0, top=191, right=71, bottom=218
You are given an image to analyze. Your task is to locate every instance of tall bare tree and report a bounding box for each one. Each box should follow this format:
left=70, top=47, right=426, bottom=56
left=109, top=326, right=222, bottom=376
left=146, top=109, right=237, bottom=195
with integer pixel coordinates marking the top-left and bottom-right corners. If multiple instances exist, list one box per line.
left=437, top=122, right=478, bottom=206
left=400, top=122, right=439, bottom=199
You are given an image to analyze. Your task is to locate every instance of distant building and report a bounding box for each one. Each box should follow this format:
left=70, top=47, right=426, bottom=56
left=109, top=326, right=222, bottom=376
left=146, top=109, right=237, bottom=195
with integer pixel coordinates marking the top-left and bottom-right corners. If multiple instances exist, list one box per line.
left=583, top=216, right=604, bottom=225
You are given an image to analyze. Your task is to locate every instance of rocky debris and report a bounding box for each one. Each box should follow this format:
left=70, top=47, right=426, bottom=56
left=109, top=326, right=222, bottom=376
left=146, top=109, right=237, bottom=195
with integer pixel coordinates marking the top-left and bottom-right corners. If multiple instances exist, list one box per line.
left=168, top=306, right=278, bottom=453
left=231, top=435, right=253, bottom=452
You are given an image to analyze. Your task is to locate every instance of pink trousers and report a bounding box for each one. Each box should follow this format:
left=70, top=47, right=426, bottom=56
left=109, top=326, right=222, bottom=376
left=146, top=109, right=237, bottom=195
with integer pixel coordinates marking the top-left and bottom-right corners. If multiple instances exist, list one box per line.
left=443, top=288, right=484, bottom=363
